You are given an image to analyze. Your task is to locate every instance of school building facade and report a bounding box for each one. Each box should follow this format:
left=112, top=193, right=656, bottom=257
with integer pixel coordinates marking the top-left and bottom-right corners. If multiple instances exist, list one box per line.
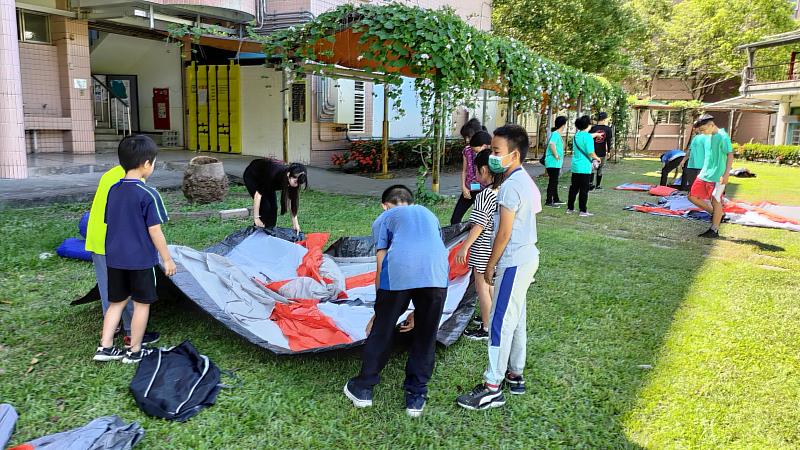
left=0, top=0, right=490, bottom=179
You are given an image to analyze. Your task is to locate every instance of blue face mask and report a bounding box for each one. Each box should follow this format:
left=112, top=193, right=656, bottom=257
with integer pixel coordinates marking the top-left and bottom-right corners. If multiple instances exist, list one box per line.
left=488, top=152, right=515, bottom=173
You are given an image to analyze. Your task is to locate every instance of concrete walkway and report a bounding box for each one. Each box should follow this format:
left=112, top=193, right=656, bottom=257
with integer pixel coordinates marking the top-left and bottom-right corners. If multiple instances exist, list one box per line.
left=0, top=150, right=571, bottom=208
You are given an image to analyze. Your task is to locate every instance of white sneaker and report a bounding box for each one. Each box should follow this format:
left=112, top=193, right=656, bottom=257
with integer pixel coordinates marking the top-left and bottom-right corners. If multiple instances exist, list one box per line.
left=579, top=212, right=594, bottom=217
left=565, top=209, right=575, bottom=214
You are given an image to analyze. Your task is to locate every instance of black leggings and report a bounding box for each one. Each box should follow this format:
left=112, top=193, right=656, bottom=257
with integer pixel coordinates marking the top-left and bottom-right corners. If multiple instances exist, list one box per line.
left=243, top=172, right=279, bottom=227
left=681, top=168, right=701, bottom=192
left=660, top=158, right=683, bottom=186
left=450, top=190, right=480, bottom=224
left=567, top=173, right=592, bottom=213
left=545, top=168, right=561, bottom=204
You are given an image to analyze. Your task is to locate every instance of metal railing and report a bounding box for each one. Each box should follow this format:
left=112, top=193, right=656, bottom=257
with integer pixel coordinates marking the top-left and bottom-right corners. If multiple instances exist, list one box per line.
left=91, top=75, right=131, bottom=136
left=744, top=62, right=800, bottom=85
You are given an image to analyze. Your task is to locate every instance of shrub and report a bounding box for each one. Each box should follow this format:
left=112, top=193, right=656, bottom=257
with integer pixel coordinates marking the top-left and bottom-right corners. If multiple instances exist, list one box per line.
left=331, top=138, right=466, bottom=172
left=739, top=143, right=800, bottom=165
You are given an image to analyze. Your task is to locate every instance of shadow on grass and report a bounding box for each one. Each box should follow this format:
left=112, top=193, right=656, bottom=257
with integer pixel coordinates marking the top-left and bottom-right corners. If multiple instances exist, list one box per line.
left=722, top=237, right=785, bottom=252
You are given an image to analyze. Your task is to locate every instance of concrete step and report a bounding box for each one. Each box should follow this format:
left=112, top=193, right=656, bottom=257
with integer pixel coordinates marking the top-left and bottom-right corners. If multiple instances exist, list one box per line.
left=94, top=128, right=119, bottom=135
left=95, top=133, right=123, bottom=142
left=95, top=140, right=121, bottom=152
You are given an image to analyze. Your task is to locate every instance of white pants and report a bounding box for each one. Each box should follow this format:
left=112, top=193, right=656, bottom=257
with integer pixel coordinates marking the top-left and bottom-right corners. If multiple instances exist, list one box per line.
left=483, top=257, right=539, bottom=385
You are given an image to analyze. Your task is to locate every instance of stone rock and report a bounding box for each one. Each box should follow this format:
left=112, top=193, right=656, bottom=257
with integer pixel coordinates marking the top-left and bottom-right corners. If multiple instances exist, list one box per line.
left=182, top=156, right=229, bottom=204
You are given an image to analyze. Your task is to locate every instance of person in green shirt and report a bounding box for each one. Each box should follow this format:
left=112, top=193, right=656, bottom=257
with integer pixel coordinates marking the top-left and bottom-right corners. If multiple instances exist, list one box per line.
left=86, top=165, right=159, bottom=346
left=567, top=115, right=603, bottom=216
left=544, top=115, right=567, bottom=207
left=688, top=114, right=734, bottom=238
left=680, top=130, right=709, bottom=191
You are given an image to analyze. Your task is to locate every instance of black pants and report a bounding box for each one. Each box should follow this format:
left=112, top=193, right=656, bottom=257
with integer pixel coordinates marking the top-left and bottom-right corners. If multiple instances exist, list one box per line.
left=545, top=168, right=561, bottom=204
left=567, top=173, right=592, bottom=213
left=243, top=173, right=279, bottom=227
left=681, top=168, right=701, bottom=192
left=352, top=287, right=447, bottom=395
left=660, top=158, right=683, bottom=186
left=450, top=191, right=480, bottom=224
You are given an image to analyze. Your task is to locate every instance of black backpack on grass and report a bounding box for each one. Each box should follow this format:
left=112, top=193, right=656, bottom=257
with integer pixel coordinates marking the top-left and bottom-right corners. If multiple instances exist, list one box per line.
left=130, top=340, right=222, bottom=422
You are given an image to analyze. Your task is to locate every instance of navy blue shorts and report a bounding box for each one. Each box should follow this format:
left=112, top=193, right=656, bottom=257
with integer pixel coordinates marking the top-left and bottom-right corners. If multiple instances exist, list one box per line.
left=107, top=267, right=158, bottom=304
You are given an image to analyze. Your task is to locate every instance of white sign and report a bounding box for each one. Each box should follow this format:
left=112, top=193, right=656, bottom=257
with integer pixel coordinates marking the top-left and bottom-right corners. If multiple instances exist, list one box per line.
left=73, top=78, right=88, bottom=90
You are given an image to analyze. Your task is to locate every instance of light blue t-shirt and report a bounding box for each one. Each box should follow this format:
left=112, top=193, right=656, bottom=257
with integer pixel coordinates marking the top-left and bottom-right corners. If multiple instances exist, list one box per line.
left=372, top=205, right=448, bottom=291
left=699, top=129, right=733, bottom=183
left=493, top=168, right=541, bottom=268
left=571, top=131, right=595, bottom=174
left=687, top=134, right=709, bottom=169
left=544, top=131, right=564, bottom=169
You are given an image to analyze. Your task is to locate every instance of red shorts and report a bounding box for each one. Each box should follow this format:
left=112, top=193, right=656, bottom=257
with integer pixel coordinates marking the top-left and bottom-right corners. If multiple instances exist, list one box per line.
left=690, top=179, right=715, bottom=201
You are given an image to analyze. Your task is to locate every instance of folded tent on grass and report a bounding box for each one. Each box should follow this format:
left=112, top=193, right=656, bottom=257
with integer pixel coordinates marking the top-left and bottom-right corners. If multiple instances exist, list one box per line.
left=73, top=225, right=477, bottom=355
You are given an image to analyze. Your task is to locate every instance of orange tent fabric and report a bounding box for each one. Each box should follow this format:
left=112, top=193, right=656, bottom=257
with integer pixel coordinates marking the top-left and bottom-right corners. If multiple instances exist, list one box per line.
left=345, top=271, right=376, bottom=290
left=448, top=242, right=470, bottom=281
left=296, top=233, right=330, bottom=282
left=649, top=186, right=677, bottom=197
left=270, top=299, right=352, bottom=351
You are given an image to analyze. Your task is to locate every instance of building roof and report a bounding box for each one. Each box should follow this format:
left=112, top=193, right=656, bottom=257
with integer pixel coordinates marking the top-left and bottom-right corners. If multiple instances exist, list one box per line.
left=702, top=96, right=779, bottom=113
left=736, top=29, right=800, bottom=51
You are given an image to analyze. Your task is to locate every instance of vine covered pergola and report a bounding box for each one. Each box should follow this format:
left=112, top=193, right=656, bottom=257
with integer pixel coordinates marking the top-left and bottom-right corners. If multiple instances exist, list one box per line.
left=255, top=3, right=628, bottom=192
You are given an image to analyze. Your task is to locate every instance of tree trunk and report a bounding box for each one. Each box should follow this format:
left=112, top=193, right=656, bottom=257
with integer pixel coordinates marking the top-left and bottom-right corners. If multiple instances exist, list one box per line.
left=641, top=109, right=658, bottom=153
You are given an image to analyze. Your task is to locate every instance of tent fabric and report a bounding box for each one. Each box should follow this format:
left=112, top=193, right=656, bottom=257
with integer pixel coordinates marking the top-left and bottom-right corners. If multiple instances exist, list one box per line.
left=56, top=237, right=92, bottom=262
left=296, top=233, right=330, bottom=282
left=8, top=415, right=144, bottom=450
left=160, top=224, right=477, bottom=355
left=270, top=299, right=353, bottom=351
left=649, top=185, right=677, bottom=197
left=0, top=404, right=18, bottom=449
left=615, top=183, right=654, bottom=191
left=447, top=241, right=471, bottom=281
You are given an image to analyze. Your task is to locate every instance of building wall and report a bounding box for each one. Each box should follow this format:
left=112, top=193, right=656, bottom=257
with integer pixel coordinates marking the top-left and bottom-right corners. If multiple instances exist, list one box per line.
left=90, top=33, right=184, bottom=143
left=158, top=0, right=257, bottom=17
left=19, top=42, right=63, bottom=118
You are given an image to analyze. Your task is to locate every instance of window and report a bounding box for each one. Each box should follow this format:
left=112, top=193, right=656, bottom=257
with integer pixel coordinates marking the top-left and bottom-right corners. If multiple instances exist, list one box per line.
left=17, top=10, right=50, bottom=44
left=350, top=81, right=366, bottom=132
left=291, top=82, right=306, bottom=122
left=652, top=110, right=684, bottom=125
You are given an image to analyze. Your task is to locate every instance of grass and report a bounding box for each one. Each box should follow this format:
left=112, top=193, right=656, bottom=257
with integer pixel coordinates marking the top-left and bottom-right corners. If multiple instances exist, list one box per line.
left=0, top=159, right=799, bottom=448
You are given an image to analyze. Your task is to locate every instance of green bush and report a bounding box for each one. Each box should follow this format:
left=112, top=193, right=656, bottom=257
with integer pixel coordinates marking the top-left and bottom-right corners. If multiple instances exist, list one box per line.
left=332, top=138, right=466, bottom=171
left=739, top=143, right=800, bottom=165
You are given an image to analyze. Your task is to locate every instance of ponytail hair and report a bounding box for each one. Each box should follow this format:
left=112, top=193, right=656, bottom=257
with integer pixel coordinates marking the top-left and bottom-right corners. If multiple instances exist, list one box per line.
left=281, top=162, right=308, bottom=217
left=551, top=115, right=567, bottom=132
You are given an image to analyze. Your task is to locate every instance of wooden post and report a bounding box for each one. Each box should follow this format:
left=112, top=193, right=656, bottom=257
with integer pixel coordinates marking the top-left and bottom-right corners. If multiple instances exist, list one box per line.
left=376, top=83, right=391, bottom=178
left=282, top=71, right=289, bottom=162
left=633, top=108, right=641, bottom=152
left=431, top=90, right=441, bottom=193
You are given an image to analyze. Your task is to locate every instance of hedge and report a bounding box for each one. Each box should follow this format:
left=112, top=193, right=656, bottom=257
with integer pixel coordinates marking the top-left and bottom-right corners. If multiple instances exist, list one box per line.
left=332, top=139, right=465, bottom=172
left=737, top=143, right=800, bottom=165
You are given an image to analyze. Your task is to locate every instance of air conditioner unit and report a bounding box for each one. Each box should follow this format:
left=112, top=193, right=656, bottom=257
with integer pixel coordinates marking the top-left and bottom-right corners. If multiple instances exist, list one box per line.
left=334, top=79, right=355, bottom=124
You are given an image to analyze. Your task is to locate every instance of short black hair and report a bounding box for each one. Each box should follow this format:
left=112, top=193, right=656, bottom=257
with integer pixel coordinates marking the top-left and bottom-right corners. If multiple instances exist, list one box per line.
left=460, top=118, right=483, bottom=139
left=552, top=115, right=567, bottom=131
left=473, top=148, right=505, bottom=189
left=596, top=112, right=608, bottom=121
left=575, top=115, right=592, bottom=131
left=381, top=184, right=414, bottom=205
left=469, top=130, right=492, bottom=148
left=118, top=135, right=158, bottom=172
left=493, top=124, right=530, bottom=160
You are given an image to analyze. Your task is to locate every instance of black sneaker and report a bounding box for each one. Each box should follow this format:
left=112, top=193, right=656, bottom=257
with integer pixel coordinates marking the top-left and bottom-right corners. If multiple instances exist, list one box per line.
left=456, top=383, right=506, bottom=410
left=594, top=186, right=603, bottom=190
left=93, top=346, right=124, bottom=362
left=470, top=316, right=483, bottom=329
left=405, top=391, right=426, bottom=418
left=343, top=379, right=373, bottom=408
left=123, top=332, right=161, bottom=349
left=553, top=201, right=566, bottom=206
left=464, top=327, right=489, bottom=341
left=122, top=348, right=154, bottom=364
left=698, top=228, right=719, bottom=239
left=545, top=203, right=561, bottom=208
left=722, top=213, right=730, bottom=223
left=504, top=372, right=526, bottom=395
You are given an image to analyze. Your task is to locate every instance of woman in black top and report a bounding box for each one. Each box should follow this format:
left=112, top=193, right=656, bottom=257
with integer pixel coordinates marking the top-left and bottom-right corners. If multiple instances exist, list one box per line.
left=242, top=159, right=307, bottom=232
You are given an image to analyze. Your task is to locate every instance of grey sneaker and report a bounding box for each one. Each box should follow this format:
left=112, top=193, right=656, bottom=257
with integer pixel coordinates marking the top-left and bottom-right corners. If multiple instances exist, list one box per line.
left=93, top=346, right=125, bottom=362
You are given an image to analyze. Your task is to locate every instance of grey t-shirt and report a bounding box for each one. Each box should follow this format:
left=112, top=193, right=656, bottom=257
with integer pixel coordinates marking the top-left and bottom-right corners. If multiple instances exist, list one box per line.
left=493, top=167, right=541, bottom=268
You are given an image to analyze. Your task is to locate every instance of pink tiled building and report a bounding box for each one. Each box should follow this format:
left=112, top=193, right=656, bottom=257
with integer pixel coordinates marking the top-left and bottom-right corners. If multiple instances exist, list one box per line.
left=0, top=0, right=490, bottom=178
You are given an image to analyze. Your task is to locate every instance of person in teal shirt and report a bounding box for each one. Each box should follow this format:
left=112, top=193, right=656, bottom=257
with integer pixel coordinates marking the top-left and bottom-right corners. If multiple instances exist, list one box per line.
left=567, top=115, right=602, bottom=216
left=688, top=114, right=734, bottom=238
left=544, top=115, right=567, bottom=206
left=680, top=131, right=709, bottom=191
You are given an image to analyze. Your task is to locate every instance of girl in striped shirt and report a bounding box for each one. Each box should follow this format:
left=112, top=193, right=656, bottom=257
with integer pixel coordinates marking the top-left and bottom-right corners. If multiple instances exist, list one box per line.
left=455, top=148, right=505, bottom=340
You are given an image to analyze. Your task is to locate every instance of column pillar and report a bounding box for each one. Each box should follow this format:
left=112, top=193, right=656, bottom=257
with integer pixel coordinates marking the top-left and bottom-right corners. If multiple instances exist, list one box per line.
left=52, top=16, right=94, bottom=154
left=0, top=0, right=27, bottom=178
left=775, top=101, right=790, bottom=146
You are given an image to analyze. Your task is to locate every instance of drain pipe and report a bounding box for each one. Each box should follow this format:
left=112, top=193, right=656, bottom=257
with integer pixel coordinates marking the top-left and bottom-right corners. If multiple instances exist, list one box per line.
left=31, top=130, right=39, bottom=153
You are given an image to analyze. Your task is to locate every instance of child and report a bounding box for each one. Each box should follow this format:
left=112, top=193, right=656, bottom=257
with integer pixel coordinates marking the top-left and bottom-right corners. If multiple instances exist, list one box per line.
left=456, top=124, right=541, bottom=410
left=688, top=114, right=734, bottom=238
left=659, top=149, right=686, bottom=186
left=455, top=149, right=504, bottom=341
left=567, top=115, right=602, bottom=217
left=680, top=129, right=709, bottom=191
left=86, top=166, right=159, bottom=348
left=93, top=135, right=176, bottom=364
left=450, top=125, right=490, bottom=225
left=344, top=185, right=449, bottom=418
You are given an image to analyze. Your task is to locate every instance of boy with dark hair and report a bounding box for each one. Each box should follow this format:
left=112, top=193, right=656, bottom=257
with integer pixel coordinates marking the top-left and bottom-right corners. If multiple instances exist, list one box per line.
left=344, top=184, right=449, bottom=418
left=93, top=135, right=176, bottom=364
left=688, top=114, right=734, bottom=238
left=456, top=124, right=541, bottom=410
left=680, top=129, right=709, bottom=191
left=589, top=112, right=613, bottom=189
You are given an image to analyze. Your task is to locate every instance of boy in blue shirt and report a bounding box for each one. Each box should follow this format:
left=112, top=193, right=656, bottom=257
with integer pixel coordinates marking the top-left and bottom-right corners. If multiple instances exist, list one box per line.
left=344, top=185, right=449, bottom=418
left=456, top=124, right=541, bottom=410
left=93, top=135, right=176, bottom=364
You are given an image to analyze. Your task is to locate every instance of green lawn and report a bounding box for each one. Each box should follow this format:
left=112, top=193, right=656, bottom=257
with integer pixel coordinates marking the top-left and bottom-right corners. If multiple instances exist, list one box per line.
left=0, top=159, right=799, bottom=448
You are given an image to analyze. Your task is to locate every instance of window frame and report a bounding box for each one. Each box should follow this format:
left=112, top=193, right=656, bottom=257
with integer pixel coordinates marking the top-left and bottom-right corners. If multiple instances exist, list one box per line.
left=349, top=80, right=366, bottom=133
left=17, top=9, right=51, bottom=45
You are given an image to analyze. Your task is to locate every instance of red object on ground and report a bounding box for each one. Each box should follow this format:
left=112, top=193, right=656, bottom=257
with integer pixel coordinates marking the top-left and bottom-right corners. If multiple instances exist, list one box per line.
left=296, top=233, right=330, bottom=282
left=648, top=185, right=677, bottom=197
left=265, top=279, right=291, bottom=291
left=345, top=271, right=376, bottom=290
left=270, top=299, right=352, bottom=351
left=448, top=241, right=470, bottom=281
left=630, top=205, right=684, bottom=216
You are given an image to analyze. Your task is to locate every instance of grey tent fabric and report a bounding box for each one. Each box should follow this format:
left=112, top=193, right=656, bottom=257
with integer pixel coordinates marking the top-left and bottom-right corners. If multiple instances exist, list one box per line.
left=0, top=404, right=17, bottom=449
left=22, top=415, right=143, bottom=450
